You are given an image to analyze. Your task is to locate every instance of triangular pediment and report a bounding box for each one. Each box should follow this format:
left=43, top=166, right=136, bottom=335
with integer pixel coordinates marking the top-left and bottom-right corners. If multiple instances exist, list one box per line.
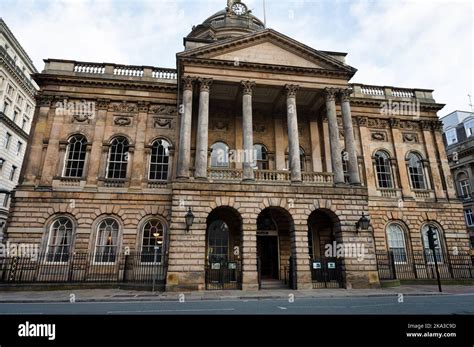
left=179, top=29, right=356, bottom=75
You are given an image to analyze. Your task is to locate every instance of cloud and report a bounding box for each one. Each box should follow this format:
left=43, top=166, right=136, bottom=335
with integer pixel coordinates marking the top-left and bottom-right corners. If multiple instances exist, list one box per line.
left=1, top=0, right=471, bottom=116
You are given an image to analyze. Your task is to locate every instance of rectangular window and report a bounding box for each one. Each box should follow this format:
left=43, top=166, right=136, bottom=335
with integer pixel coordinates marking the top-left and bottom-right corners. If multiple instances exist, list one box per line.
left=21, top=118, right=27, bottom=130
left=445, top=128, right=457, bottom=145
left=2, top=193, right=9, bottom=208
left=9, top=165, right=17, bottom=181
left=465, top=209, right=474, bottom=226
left=13, top=110, right=18, bottom=122
left=6, top=84, right=14, bottom=96
left=460, top=180, right=471, bottom=198
left=16, top=141, right=22, bottom=156
left=2, top=101, right=9, bottom=115
left=5, top=132, right=11, bottom=149
left=25, top=104, right=31, bottom=114
left=465, top=120, right=474, bottom=138
left=16, top=95, right=23, bottom=107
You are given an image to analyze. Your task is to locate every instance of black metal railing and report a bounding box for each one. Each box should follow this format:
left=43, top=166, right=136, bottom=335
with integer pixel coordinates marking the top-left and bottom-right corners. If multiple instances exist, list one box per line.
left=310, top=257, right=344, bottom=289
left=376, top=251, right=473, bottom=281
left=0, top=252, right=167, bottom=289
left=205, top=256, right=242, bottom=290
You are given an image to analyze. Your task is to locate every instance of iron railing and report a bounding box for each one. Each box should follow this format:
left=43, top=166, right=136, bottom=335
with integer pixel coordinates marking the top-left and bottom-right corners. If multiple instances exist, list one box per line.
left=0, top=252, right=167, bottom=289
left=376, top=251, right=473, bottom=281
left=310, top=257, right=344, bottom=289
left=205, top=256, right=242, bottom=290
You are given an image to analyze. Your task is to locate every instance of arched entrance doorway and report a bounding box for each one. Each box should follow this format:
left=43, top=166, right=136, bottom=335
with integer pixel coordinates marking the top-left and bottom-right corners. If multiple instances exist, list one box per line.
left=257, top=207, right=294, bottom=289
left=308, top=209, right=344, bottom=288
left=205, top=207, right=242, bottom=290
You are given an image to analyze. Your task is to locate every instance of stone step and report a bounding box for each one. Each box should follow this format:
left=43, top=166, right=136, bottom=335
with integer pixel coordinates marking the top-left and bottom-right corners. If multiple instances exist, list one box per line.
left=260, top=280, right=288, bottom=289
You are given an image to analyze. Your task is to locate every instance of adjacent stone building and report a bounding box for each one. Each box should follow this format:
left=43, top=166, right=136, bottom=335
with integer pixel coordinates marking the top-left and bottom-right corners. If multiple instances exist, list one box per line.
left=442, top=110, right=474, bottom=248
left=4, top=1, right=471, bottom=291
left=0, top=18, right=37, bottom=241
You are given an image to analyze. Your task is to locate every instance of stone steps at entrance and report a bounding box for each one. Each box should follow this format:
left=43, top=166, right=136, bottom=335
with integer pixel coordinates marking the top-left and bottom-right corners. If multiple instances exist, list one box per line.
left=260, top=279, right=288, bottom=290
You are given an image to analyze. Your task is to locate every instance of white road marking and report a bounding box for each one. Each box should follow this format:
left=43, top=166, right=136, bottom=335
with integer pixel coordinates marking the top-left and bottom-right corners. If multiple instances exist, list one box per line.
left=277, top=306, right=287, bottom=310
left=107, top=308, right=235, bottom=314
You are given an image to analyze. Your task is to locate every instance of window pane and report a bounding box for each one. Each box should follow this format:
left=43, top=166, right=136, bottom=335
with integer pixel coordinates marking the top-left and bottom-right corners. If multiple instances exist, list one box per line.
left=46, top=218, right=73, bottom=262
left=64, top=135, right=87, bottom=178
left=375, top=151, right=393, bottom=188
left=107, top=137, right=129, bottom=179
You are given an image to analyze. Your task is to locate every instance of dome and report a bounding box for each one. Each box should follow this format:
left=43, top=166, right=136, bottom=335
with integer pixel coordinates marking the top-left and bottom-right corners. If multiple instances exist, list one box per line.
left=186, top=4, right=265, bottom=43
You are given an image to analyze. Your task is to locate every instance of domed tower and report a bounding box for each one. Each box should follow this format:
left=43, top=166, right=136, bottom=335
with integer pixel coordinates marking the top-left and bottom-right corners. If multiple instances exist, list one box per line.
left=184, top=0, right=265, bottom=50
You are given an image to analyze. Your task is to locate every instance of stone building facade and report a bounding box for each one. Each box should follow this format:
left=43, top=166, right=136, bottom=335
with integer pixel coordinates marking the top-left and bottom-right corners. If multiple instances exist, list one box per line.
left=442, top=110, right=474, bottom=248
left=4, top=1, right=470, bottom=291
left=0, top=18, right=37, bottom=241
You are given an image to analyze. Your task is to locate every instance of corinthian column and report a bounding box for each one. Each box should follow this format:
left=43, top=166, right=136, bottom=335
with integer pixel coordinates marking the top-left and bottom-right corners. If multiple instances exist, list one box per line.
left=325, top=87, right=344, bottom=184
left=176, top=76, right=194, bottom=179
left=194, top=78, right=213, bottom=180
left=285, top=84, right=302, bottom=182
left=241, top=81, right=256, bottom=181
left=340, top=88, right=361, bottom=185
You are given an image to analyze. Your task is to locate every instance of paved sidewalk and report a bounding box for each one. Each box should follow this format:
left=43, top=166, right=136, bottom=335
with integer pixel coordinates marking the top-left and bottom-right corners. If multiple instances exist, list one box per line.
left=0, top=285, right=472, bottom=303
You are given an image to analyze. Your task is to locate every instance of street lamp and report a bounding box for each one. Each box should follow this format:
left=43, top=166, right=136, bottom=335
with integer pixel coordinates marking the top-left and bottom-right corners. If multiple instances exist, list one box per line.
left=355, top=213, right=370, bottom=233
left=185, top=207, right=195, bottom=233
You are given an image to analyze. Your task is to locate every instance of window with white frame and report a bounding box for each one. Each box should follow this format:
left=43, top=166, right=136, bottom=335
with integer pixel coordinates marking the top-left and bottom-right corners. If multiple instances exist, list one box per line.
left=407, top=152, right=426, bottom=189
left=421, top=224, right=444, bottom=263
left=465, top=119, right=474, bottom=137
left=374, top=150, right=393, bottom=188
left=210, top=142, right=230, bottom=168
left=63, top=135, right=87, bottom=178
left=46, top=217, right=74, bottom=262
left=207, top=220, right=229, bottom=264
left=445, top=128, right=457, bottom=145
left=149, top=139, right=170, bottom=180
left=458, top=172, right=471, bottom=198
left=140, top=219, right=165, bottom=263
left=94, top=218, right=120, bottom=263
left=386, top=223, right=408, bottom=263
left=106, top=137, right=129, bottom=179
left=254, top=144, right=269, bottom=170
left=465, top=209, right=474, bottom=226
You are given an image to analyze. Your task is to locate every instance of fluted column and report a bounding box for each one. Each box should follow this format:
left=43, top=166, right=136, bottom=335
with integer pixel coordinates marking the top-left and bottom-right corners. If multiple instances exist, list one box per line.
left=285, top=84, right=302, bottom=182
left=325, top=88, right=344, bottom=184
left=176, top=76, right=194, bottom=179
left=340, top=88, right=361, bottom=185
left=241, top=80, right=255, bottom=181
left=194, top=78, right=213, bottom=180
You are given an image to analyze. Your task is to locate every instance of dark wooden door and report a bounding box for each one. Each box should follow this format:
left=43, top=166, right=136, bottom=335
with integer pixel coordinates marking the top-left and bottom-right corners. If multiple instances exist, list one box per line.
left=257, top=236, right=279, bottom=279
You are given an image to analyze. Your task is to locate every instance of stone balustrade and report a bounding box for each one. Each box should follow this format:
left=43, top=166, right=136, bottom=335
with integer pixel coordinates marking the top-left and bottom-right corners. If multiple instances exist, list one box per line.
left=208, top=168, right=243, bottom=181
left=379, top=188, right=401, bottom=198
left=301, top=172, right=334, bottom=184
left=255, top=170, right=291, bottom=182
left=43, top=59, right=177, bottom=81
left=351, top=83, right=435, bottom=102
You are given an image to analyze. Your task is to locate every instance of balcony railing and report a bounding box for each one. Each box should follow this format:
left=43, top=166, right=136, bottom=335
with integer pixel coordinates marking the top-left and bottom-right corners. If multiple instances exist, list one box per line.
left=207, top=169, right=334, bottom=185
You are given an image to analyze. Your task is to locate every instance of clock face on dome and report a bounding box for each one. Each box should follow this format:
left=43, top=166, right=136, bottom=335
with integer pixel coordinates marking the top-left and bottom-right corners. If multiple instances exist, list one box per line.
left=232, top=3, right=247, bottom=16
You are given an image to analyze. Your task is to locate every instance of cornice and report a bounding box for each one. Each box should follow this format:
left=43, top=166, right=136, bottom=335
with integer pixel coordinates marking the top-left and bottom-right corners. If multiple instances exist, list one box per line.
left=34, top=74, right=178, bottom=93
left=0, top=56, right=37, bottom=98
left=179, top=56, right=353, bottom=79
left=0, top=112, right=29, bottom=140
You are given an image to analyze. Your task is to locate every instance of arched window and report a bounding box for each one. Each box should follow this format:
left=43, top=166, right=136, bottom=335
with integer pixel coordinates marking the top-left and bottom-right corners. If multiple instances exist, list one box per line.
left=46, top=217, right=74, bottom=262
left=407, top=152, right=426, bottom=189
left=140, top=219, right=165, bottom=263
left=374, top=151, right=393, bottom=188
left=63, top=135, right=87, bottom=178
left=207, top=220, right=229, bottom=264
left=254, top=144, right=268, bottom=170
left=421, top=224, right=444, bottom=263
left=210, top=142, right=230, bottom=168
left=386, top=223, right=408, bottom=263
left=94, top=218, right=120, bottom=263
left=149, top=139, right=170, bottom=181
left=457, top=172, right=471, bottom=198
left=106, top=137, right=129, bottom=179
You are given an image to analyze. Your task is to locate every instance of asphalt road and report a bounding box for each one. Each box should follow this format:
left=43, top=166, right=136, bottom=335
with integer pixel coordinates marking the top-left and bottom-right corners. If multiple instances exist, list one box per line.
left=0, top=294, right=474, bottom=315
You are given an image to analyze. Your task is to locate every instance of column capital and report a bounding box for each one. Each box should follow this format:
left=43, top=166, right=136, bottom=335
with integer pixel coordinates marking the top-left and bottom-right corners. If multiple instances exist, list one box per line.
left=285, top=84, right=299, bottom=98
left=182, top=76, right=195, bottom=91
left=198, top=78, right=213, bottom=92
left=324, top=87, right=338, bottom=102
left=339, top=88, right=353, bottom=102
left=241, top=80, right=256, bottom=95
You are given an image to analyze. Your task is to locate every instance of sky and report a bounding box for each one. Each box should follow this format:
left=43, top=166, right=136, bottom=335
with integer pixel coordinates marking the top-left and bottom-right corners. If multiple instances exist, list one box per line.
left=0, top=0, right=472, bottom=117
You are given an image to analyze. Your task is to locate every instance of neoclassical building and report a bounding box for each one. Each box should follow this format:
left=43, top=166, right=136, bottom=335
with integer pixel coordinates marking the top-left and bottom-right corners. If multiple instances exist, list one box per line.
left=4, top=1, right=471, bottom=291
